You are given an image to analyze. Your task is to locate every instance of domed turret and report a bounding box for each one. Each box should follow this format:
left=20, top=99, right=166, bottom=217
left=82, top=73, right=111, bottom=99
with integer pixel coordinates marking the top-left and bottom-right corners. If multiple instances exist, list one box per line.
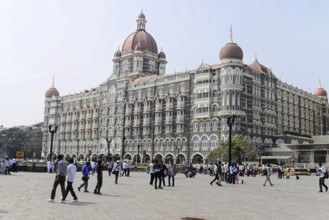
left=138, top=11, right=145, bottom=19
left=114, top=48, right=121, bottom=58
left=121, top=11, right=158, bottom=54
left=158, top=48, right=166, bottom=59
left=45, top=78, right=59, bottom=98
left=314, top=87, right=327, bottom=97
left=45, top=88, right=59, bottom=98
left=219, top=27, right=243, bottom=61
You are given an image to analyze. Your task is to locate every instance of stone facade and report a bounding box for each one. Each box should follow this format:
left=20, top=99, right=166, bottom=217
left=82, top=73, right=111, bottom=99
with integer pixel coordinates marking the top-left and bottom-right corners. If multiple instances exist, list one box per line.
left=42, top=12, right=329, bottom=163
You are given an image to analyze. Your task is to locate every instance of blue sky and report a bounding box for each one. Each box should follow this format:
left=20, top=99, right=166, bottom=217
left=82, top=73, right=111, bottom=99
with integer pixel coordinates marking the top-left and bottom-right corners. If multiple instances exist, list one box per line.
left=1, top=0, right=329, bottom=127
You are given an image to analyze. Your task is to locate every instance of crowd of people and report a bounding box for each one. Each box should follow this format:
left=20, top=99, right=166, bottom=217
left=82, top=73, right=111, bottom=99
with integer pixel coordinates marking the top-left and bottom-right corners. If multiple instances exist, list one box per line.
left=0, top=158, right=17, bottom=174
left=47, top=156, right=140, bottom=202
left=6, top=155, right=320, bottom=201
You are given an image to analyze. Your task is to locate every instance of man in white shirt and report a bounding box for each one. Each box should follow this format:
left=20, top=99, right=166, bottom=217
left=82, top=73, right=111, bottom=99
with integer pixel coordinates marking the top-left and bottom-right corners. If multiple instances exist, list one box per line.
left=91, top=161, right=96, bottom=175
left=122, top=161, right=127, bottom=176
left=62, top=158, right=78, bottom=202
left=4, top=158, right=10, bottom=175
left=318, top=162, right=328, bottom=192
left=149, top=160, right=154, bottom=185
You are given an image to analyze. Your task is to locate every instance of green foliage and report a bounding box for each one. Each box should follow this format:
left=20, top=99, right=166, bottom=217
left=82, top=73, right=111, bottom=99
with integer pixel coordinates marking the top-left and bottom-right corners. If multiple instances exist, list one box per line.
left=0, top=127, right=42, bottom=159
left=208, top=135, right=258, bottom=163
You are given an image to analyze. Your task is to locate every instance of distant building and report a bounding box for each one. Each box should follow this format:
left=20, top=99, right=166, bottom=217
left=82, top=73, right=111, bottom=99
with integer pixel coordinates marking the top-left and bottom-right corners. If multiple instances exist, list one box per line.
left=42, top=12, right=329, bottom=164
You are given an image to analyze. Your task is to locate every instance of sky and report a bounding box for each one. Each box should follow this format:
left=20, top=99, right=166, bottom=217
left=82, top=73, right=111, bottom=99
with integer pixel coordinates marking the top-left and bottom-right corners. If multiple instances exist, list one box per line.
left=1, top=0, right=329, bottom=127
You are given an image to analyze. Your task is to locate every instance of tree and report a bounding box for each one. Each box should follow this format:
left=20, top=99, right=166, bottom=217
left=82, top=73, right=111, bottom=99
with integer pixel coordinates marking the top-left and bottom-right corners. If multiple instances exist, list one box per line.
left=208, top=135, right=257, bottom=164
left=0, top=126, right=42, bottom=159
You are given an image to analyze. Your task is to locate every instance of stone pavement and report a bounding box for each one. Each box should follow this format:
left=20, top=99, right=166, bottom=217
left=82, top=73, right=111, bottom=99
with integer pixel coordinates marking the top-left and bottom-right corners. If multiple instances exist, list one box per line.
left=0, top=171, right=328, bottom=220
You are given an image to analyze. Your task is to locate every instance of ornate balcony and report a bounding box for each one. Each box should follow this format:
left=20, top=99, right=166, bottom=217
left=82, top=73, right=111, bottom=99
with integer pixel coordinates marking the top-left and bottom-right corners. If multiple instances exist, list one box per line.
left=176, top=103, right=185, bottom=110
left=176, top=117, right=184, bottom=124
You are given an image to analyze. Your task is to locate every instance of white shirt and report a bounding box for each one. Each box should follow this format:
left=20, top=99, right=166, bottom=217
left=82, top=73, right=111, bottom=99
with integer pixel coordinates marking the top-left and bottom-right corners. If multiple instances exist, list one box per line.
left=66, top=163, right=77, bottom=182
left=113, top=162, right=121, bottom=171
left=319, top=166, right=326, bottom=178
left=149, top=163, right=154, bottom=173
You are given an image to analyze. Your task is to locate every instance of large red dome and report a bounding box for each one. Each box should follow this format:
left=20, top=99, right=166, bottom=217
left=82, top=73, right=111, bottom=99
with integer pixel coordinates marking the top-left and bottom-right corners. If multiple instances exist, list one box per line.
left=45, top=87, right=59, bottom=98
left=219, top=42, right=243, bottom=60
left=314, top=87, right=327, bottom=97
left=121, top=12, right=158, bottom=54
left=122, top=30, right=158, bottom=54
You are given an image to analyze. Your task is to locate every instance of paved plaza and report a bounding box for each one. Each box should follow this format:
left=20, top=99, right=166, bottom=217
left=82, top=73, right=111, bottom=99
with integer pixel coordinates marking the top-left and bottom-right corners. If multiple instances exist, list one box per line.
left=0, top=171, right=328, bottom=220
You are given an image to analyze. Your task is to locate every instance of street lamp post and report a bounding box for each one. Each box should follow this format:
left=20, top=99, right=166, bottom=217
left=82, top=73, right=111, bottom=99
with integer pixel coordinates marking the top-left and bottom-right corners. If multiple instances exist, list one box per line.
left=137, top=145, right=140, bottom=165
left=106, top=137, right=112, bottom=161
left=226, top=115, right=236, bottom=167
left=48, top=125, right=58, bottom=162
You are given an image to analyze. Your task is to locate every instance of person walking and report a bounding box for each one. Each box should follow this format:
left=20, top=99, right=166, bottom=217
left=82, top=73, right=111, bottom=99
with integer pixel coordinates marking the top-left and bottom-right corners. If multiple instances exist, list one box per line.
left=184, top=163, right=189, bottom=178
left=126, top=161, right=131, bottom=177
left=318, top=162, right=328, bottom=192
left=78, top=161, right=90, bottom=192
left=94, top=160, right=104, bottom=195
left=153, top=159, right=162, bottom=189
left=112, top=160, right=121, bottom=184
left=48, top=155, right=67, bottom=202
left=160, top=161, right=167, bottom=186
left=210, top=163, right=222, bottom=186
left=167, top=160, right=177, bottom=187
left=107, top=160, right=113, bottom=176
left=62, top=158, right=78, bottom=202
left=91, top=161, right=96, bottom=175
left=263, top=164, right=274, bottom=186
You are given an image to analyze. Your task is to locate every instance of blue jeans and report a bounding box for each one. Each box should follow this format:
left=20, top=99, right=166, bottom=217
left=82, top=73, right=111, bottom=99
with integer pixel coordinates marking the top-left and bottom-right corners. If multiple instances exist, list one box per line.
left=168, top=175, right=175, bottom=186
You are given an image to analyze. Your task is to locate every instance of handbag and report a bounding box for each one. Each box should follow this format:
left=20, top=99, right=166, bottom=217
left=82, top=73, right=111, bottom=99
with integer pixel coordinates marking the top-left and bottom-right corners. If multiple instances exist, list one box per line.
left=325, top=172, right=328, bottom=179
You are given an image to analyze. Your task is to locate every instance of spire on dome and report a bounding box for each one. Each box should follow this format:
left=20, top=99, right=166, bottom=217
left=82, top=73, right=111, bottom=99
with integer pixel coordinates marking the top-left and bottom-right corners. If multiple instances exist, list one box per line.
left=319, top=78, right=322, bottom=87
left=136, top=10, right=147, bottom=30
left=52, top=76, right=55, bottom=88
left=230, top=25, right=233, bottom=42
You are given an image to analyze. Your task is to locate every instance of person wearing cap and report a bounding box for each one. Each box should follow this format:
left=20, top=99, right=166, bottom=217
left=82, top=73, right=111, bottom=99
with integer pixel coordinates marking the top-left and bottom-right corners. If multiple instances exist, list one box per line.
left=112, top=160, right=121, bottom=184
left=48, top=154, right=67, bottom=202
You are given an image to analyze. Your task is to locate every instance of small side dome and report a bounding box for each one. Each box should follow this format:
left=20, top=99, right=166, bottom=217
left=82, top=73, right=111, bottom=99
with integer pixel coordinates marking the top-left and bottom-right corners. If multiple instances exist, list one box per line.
left=314, top=87, right=327, bottom=97
left=45, top=87, right=59, bottom=98
left=114, top=49, right=121, bottom=58
left=158, top=51, right=166, bottom=59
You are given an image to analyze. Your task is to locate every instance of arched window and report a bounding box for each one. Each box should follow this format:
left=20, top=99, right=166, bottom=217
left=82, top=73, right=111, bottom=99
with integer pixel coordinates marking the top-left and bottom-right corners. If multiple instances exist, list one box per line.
left=210, top=135, right=218, bottom=148
left=201, top=136, right=208, bottom=148
left=192, top=136, right=200, bottom=148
